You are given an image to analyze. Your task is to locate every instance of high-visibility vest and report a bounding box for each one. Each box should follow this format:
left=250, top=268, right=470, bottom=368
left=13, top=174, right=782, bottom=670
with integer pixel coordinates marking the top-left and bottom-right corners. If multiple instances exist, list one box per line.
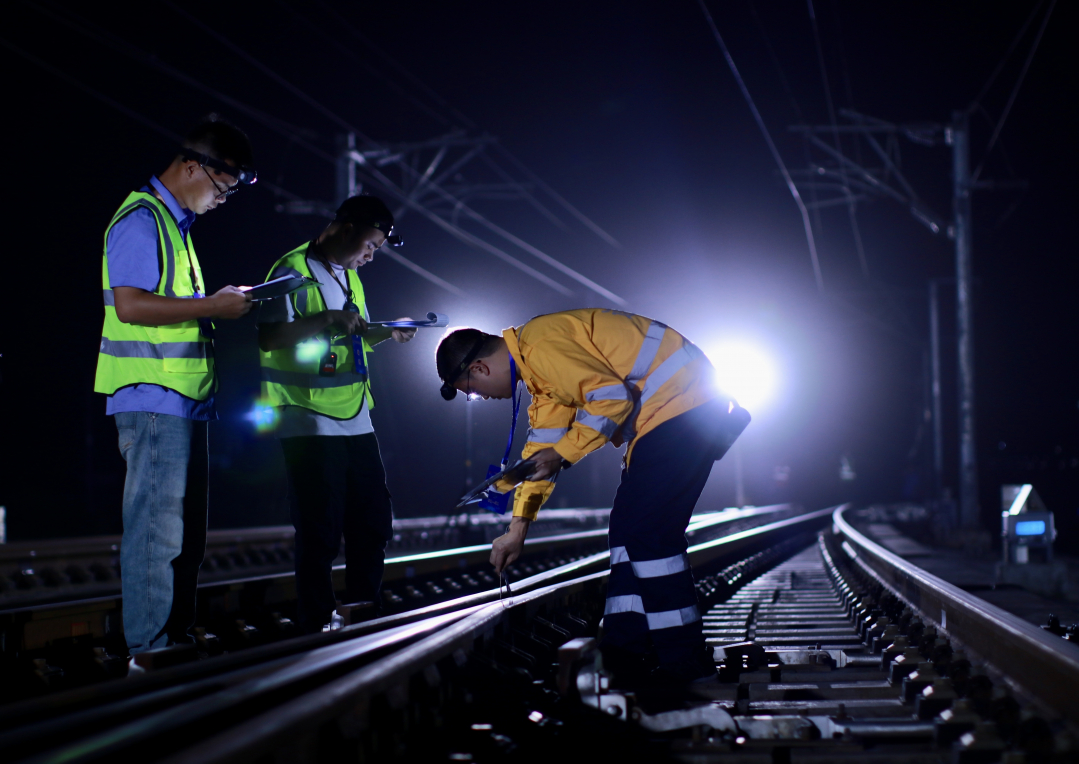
left=258, top=243, right=374, bottom=418
left=94, top=191, right=215, bottom=401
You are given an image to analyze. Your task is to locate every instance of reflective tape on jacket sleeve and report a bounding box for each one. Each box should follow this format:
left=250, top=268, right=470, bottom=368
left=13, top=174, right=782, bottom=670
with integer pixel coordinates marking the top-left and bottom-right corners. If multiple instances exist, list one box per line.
left=630, top=552, right=690, bottom=579
left=260, top=367, right=368, bottom=390
left=585, top=383, right=631, bottom=403
left=99, top=337, right=209, bottom=359
left=610, top=545, right=630, bottom=565
left=574, top=409, right=620, bottom=439
left=640, top=344, right=701, bottom=404
left=646, top=604, right=701, bottom=630
left=604, top=594, right=645, bottom=615
left=627, top=321, right=667, bottom=382
left=526, top=427, right=569, bottom=444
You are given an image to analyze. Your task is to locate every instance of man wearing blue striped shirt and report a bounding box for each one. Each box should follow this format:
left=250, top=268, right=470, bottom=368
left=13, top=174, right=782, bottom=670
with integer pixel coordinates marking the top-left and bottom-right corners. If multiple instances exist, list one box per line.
left=95, top=115, right=254, bottom=669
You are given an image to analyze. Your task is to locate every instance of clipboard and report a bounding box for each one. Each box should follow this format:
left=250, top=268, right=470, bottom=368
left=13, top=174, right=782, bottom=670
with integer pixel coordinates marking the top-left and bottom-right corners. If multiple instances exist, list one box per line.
left=368, top=312, right=449, bottom=329
left=456, top=459, right=537, bottom=509
left=241, top=275, right=322, bottom=302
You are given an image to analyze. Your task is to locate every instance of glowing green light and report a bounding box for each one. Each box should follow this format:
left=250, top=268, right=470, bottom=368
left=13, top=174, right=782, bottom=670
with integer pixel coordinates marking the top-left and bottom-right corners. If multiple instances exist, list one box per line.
left=295, top=339, right=327, bottom=364
left=245, top=399, right=280, bottom=433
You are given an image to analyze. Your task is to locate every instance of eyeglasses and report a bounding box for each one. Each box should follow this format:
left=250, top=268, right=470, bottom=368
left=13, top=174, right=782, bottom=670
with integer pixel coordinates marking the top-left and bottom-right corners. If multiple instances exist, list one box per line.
left=203, top=166, right=238, bottom=200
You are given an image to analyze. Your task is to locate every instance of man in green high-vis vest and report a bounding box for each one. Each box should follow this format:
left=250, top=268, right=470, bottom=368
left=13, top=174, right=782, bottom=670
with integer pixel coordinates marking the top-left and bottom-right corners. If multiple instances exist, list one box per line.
left=94, top=115, right=255, bottom=669
left=258, top=195, right=416, bottom=633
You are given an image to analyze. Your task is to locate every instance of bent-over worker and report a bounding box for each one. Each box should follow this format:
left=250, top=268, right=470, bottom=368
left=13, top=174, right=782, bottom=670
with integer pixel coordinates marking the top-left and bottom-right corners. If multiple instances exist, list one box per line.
left=435, top=309, right=748, bottom=685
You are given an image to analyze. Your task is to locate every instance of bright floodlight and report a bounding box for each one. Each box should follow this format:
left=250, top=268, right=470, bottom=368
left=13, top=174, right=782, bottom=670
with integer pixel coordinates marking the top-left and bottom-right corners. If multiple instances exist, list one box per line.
left=706, top=340, right=777, bottom=412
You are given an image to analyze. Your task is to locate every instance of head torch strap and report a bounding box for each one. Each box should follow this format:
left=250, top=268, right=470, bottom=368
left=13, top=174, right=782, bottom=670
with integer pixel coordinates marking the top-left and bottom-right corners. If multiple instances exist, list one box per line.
left=180, top=148, right=258, bottom=185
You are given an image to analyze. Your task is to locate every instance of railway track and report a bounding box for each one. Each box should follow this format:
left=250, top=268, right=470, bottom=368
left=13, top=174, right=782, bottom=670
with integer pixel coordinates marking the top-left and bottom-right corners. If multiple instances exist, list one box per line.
left=0, top=504, right=808, bottom=762
left=3, top=503, right=1077, bottom=763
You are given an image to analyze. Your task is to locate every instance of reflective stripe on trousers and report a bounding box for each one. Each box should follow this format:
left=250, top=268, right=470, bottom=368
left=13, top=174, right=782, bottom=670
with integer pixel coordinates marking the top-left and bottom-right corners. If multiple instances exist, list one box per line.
left=607, top=545, right=700, bottom=631
left=603, top=593, right=701, bottom=631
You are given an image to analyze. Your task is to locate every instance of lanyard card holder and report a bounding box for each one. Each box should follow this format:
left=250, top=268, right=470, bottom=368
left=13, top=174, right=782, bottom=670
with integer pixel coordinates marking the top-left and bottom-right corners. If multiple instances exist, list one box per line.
left=478, top=463, right=513, bottom=515
left=343, top=300, right=366, bottom=376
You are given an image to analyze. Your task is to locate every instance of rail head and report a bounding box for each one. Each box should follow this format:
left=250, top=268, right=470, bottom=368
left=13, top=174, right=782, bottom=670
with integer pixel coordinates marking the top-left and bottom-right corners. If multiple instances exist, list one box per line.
left=832, top=505, right=1079, bottom=726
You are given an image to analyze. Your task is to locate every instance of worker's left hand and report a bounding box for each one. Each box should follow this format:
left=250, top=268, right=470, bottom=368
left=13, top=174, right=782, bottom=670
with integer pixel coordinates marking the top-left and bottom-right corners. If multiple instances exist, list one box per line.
left=527, top=447, right=565, bottom=481
left=391, top=318, right=417, bottom=343
left=491, top=516, right=531, bottom=572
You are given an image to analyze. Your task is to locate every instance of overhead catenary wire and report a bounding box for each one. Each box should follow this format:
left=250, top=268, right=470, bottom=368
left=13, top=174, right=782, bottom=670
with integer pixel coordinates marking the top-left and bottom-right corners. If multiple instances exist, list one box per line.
left=159, top=0, right=625, bottom=303
left=26, top=0, right=572, bottom=299
left=0, top=34, right=468, bottom=298
left=696, top=0, right=824, bottom=293
left=23, top=0, right=336, bottom=163
left=971, top=0, right=1056, bottom=183
left=806, top=0, right=868, bottom=278
left=967, top=0, right=1046, bottom=114
left=313, top=0, right=625, bottom=251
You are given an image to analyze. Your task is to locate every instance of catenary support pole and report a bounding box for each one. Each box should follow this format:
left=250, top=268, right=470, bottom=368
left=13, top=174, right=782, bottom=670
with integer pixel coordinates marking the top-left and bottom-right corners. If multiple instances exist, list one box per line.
left=951, top=111, right=978, bottom=529
left=929, top=279, right=944, bottom=498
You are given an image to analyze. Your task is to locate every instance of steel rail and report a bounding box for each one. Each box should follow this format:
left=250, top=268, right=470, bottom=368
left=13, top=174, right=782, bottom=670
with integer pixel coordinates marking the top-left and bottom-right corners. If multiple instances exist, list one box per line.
left=2, top=506, right=806, bottom=761
left=832, top=505, right=1079, bottom=726
left=147, top=507, right=837, bottom=764
left=1, top=505, right=800, bottom=654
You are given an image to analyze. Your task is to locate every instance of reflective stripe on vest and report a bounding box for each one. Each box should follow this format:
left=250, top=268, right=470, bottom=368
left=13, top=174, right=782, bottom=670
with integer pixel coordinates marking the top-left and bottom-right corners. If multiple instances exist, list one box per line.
left=100, top=338, right=210, bottom=360
left=94, top=191, right=214, bottom=401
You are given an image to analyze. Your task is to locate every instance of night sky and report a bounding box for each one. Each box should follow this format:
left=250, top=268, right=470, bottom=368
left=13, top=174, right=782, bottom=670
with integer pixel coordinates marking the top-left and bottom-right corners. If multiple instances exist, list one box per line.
left=3, top=1, right=1075, bottom=554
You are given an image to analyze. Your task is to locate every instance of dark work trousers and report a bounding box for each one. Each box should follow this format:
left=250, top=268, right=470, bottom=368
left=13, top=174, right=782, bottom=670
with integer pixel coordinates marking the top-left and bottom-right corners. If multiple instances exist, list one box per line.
left=280, top=433, right=394, bottom=632
left=602, top=398, right=726, bottom=667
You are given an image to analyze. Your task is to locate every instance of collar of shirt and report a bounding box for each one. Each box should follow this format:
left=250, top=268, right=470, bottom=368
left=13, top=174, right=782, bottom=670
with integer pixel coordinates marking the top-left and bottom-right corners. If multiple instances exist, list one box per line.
left=502, top=327, right=534, bottom=393
left=148, top=176, right=196, bottom=238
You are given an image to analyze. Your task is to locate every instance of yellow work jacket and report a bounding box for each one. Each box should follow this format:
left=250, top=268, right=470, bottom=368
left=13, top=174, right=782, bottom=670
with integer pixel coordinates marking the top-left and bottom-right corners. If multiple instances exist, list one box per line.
left=504, top=309, right=720, bottom=520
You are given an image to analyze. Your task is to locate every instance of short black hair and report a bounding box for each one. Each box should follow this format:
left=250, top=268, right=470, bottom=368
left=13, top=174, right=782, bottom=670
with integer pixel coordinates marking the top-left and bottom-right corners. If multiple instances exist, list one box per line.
left=334, top=194, right=394, bottom=232
left=183, top=113, right=253, bottom=168
left=435, top=328, right=502, bottom=383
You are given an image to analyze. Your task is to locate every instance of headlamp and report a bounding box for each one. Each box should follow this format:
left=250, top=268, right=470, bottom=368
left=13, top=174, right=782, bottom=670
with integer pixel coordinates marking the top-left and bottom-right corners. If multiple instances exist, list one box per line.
left=439, top=338, right=488, bottom=401
left=370, top=220, right=403, bottom=248
left=180, top=148, right=258, bottom=185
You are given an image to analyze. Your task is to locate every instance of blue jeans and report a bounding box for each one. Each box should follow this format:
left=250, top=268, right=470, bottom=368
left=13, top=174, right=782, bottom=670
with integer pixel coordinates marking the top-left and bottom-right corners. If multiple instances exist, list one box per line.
left=115, top=412, right=208, bottom=654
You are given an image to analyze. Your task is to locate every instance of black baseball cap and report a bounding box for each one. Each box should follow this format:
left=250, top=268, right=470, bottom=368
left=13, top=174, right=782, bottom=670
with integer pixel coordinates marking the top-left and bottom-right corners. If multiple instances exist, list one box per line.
left=334, top=195, right=402, bottom=247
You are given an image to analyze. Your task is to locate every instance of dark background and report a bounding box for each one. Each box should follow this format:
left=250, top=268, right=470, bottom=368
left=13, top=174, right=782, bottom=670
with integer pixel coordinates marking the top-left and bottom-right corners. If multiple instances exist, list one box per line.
left=1, top=1, right=1075, bottom=554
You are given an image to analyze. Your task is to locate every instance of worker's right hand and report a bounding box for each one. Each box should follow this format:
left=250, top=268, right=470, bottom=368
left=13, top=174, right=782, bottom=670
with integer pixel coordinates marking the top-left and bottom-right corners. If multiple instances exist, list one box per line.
left=325, top=310, right=368, bottom=337
left=208, top=286, right=253, bottom=319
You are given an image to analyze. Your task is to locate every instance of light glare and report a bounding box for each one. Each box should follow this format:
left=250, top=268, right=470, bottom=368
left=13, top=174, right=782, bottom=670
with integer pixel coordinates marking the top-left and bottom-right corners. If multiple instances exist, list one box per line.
left=705, top=340, right=777, bottom=412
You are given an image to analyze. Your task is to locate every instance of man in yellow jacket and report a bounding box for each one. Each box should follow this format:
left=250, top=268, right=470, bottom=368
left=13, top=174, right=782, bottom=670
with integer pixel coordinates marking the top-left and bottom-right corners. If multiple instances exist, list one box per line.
left=435, top=309, right=748, bottom=685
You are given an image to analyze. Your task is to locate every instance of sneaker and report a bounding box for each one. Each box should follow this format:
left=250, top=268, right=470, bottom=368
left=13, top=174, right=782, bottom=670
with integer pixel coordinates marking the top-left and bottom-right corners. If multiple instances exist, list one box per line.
left=321, top=610, right=345, bottom=632
left=126, top=656, right=146, bottom=677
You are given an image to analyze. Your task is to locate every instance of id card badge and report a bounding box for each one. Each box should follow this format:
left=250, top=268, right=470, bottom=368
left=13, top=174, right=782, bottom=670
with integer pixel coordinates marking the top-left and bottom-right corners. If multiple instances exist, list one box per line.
left=343, top=301, right=367, bottom=375
left=351, top=335, right=366, bottom=375
left=478, top=464, right=513, bottom=515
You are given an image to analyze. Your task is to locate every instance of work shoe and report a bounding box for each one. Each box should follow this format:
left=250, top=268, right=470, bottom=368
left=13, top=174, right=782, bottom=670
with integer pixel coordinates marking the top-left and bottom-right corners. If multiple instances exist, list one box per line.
left=126, top=656, right=146, bottom=677
left=321, top=610, right=345, bottom=632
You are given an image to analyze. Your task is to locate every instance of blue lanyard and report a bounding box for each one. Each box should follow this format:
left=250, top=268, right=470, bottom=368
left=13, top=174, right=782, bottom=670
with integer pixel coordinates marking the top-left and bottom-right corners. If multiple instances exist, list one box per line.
left=501, top=354, right=522, bottom=468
